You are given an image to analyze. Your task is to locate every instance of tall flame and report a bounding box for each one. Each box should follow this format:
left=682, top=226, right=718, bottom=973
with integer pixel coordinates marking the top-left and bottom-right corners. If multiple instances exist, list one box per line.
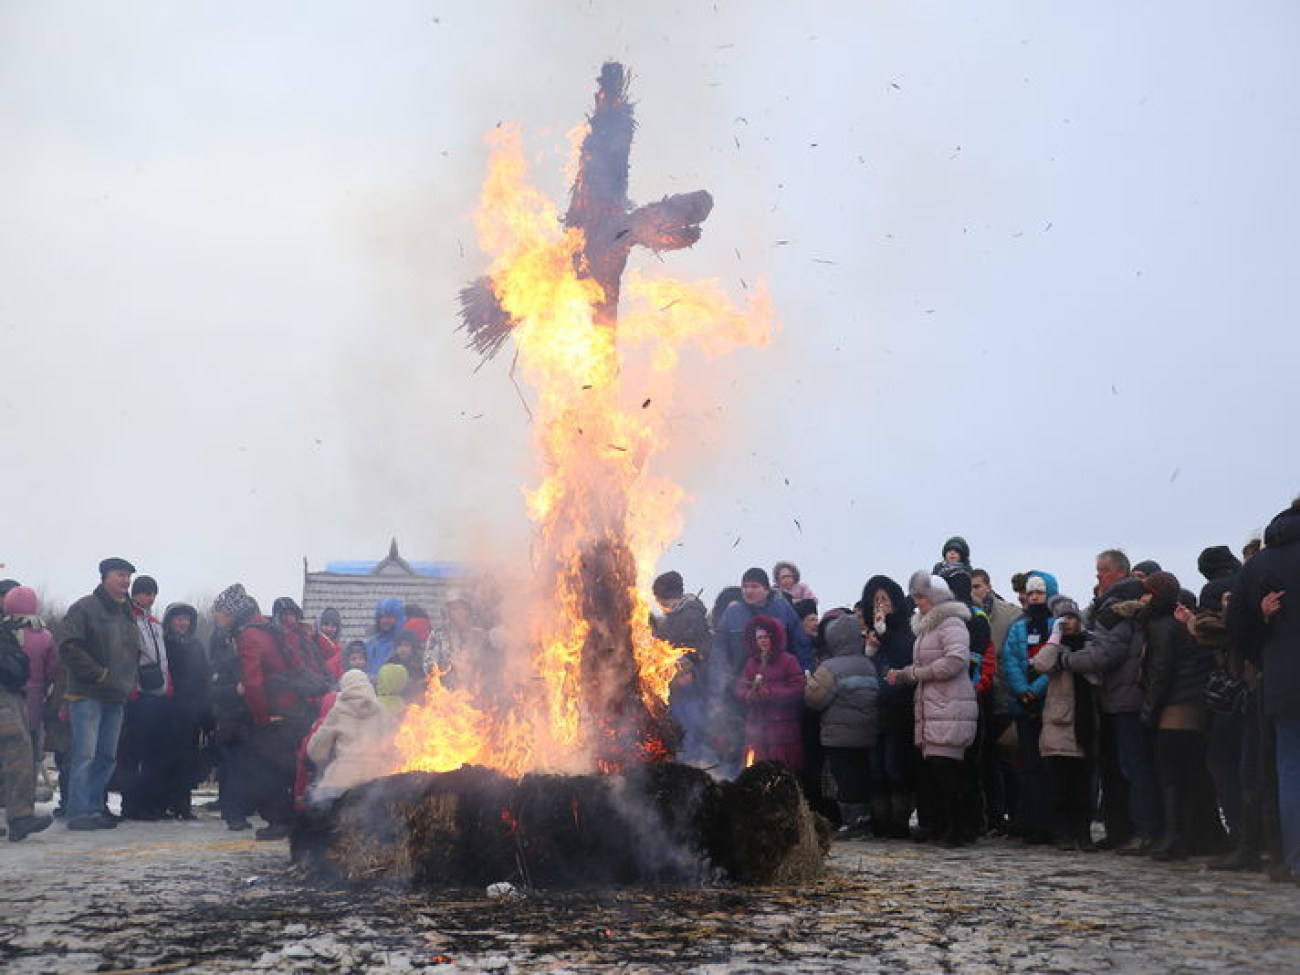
left=397, top=120, right=775, bottom=776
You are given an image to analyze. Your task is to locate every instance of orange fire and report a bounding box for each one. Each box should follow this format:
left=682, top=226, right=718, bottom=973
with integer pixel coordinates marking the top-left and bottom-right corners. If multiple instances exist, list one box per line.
left=744, top=749, right=756, bottom=769
left=396, top=121, right=775, bottom=777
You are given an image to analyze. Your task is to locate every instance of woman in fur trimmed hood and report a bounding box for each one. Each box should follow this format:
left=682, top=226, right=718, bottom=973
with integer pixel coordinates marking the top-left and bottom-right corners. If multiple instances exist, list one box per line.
left=734, top=613, right=807, bottom=774
left=861, top=574, right=917, bottom=838
left=887, top=571, right=978, bottom=846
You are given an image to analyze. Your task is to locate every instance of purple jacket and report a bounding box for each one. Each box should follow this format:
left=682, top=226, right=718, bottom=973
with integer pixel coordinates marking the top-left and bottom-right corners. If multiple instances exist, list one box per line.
left=3, top=587, right=58, bottom=731
left=907, top=600, right=978, bottom=760
left=733, top=614, right=806, bottom=772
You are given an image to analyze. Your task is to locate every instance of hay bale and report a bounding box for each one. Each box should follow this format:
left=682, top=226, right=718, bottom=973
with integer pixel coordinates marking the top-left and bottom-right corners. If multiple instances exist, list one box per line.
left=714, top=761, right=828, bottom=885
left=294, top=761, right=827, bottom=890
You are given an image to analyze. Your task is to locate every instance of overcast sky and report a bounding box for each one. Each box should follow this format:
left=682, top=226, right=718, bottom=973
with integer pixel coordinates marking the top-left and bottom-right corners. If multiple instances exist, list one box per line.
left=3, top=1, right=1297, bottom=614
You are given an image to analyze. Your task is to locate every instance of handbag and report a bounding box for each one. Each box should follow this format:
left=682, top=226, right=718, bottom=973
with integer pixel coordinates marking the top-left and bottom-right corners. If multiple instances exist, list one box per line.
left=138, top=660, right=165, bottom=693
left=1204, top=669, right=1246, bottom=715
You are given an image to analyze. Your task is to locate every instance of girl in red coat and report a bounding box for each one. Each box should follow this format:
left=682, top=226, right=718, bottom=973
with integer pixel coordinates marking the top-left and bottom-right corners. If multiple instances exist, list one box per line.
left=734, top=614, right=807, bottom=774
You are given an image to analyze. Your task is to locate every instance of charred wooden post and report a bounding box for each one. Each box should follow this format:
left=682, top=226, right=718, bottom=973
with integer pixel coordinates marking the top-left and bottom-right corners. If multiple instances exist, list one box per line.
left=577, top=534, right=680, bottom=769
left=292, top=761, right=828, bottom=890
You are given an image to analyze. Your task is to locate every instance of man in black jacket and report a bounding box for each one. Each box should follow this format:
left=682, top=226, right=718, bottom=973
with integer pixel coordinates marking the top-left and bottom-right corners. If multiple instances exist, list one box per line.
left=1228, top=497, right=1300, bottom=882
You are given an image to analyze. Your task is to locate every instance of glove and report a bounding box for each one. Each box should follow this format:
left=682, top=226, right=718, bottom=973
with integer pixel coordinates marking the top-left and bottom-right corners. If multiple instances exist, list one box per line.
left=1032, top=643, right=1062, bottom=674
left=1047, top=619, right=1064, bottom=645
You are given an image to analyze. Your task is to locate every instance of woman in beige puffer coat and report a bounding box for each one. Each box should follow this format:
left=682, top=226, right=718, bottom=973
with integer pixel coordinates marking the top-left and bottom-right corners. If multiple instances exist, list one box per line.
left=306, top=669, right=397, bottom=802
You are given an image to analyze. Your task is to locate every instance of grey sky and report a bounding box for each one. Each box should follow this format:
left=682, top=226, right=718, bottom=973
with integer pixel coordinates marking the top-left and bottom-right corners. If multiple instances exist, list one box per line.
left=2, top=2, right=1297, bottom=614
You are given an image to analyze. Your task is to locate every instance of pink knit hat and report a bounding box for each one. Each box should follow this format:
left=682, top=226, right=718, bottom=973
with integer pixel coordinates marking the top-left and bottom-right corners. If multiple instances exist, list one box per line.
left=2, top=586, right=39, bottom=617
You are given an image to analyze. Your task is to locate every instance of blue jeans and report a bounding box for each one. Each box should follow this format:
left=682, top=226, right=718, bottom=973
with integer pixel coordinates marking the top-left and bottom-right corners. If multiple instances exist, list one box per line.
left=1274, top=715, right=1300, bottom=872
left=1113, top=712, right=1162, bottom=841
left=68, top=698, right=125, bottom=820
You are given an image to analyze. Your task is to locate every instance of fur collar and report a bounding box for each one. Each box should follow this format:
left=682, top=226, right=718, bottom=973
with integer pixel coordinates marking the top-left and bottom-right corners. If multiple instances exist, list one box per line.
left=1110, top=598, right=1146, bottom=620
left=911, top=599, right=971, bottom=636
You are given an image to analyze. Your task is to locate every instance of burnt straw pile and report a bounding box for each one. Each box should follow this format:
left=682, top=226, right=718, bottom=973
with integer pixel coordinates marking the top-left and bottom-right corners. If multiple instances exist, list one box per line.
left=292, top=761, right=829, bottom=890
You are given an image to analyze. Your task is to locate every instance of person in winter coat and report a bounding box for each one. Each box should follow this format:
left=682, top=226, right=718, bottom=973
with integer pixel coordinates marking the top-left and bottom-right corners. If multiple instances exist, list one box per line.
left=1196, top=546, right=1241, bottom=613
left=364, top=598, right=407, bottom=678
left=207, top=620, right=254, bottom=831
left=1190, top=544, right=1251, bottom=864
left=1227, top=496, right=1300, bottom=882
left=212, top=583, right=308, bottom=841
left=305, top=670, right=397, bottom=803
left=970, top=568, right=1022, bottom=836
left=805, top=613, right=879, bottom=833
left=376, top=663, right=411, bottom=717
left=1140, top=571, right=1225, bottom=861
left=343, top=641, right=369, bottom=674
left=1031, top=596, right=1100, bottom=851
left=999, top=570, right=1059, bottom=844
left=932, top=535, right=972, bottom=574
left=712, top=569, right=813, bottom=778
left=2, top=586, right=58, bottom=775
left=116, top=575, right=172, bottom=820
left=861, top=574, right=917, bottom=838
left=772, top=561, right=818, bottom=604
left=160, top=603, right=208, bottom=819
left=1059, top=572, right=1159, bottom=853
left=651, top=571, right=712, bottom=767
left=734, top=614, right=806, bottom=774
left=387, top=629, right=427, bottom=706
left=937, top=565, right=994, bottom=842
left=0, top=585, right=54, bottom=841
left=889, top=572, right=977, bottom=847
left=315, top=608, right=343, bottom=657
left=271, top=597, right=339, bottom=714
left=401, top=605, right=433, bottom=664
left=440, top=597, right=497, bottom=699
left=887, top=571, right=978, bottom=847
left=1187, top=606, right=1264, bottom=871
left=60, top=557, right=142, bottom=830
left=294, top=690, right=338, bottom=812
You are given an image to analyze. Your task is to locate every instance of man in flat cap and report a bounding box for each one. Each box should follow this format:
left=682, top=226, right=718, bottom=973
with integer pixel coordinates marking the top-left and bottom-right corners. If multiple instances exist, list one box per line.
left=59, top=557, right=143, bottom=830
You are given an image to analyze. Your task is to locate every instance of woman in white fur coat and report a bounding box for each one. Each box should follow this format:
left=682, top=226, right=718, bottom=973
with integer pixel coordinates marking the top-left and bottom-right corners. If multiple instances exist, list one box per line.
left=886, top=571, right=979, bottom=845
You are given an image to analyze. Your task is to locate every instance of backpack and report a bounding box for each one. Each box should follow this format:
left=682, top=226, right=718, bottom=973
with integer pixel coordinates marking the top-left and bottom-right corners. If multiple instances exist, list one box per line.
left=0, top=620, right=31, bottom=693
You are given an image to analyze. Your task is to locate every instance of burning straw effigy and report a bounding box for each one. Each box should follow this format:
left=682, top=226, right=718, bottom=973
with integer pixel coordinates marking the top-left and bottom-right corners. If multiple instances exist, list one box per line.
left=294, top=64, right=819, bottom=890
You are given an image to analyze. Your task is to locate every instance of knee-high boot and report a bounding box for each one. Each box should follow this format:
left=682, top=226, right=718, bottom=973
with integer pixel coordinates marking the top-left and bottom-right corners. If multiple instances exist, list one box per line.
left=1149, top=786, right=1188, bottom=861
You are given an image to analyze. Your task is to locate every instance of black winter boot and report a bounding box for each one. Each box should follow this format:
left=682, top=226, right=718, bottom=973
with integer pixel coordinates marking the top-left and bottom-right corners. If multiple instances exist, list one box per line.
left=837, top=803, right=869, bottom=837
left=869, top=795, right=892, bottom=838
left=1149, top=787, right=1188, bottom=862
left=1210, top=795, right=1262, bottom=870
left=890, top=791, right=915, bottom=839
left=7, top=814, right=53, bottom=842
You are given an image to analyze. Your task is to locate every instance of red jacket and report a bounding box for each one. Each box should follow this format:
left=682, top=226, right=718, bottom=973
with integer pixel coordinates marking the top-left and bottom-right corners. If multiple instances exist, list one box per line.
left=315, top=633, right=343, bottom=680
left=236, top=618, right=301, bottom=726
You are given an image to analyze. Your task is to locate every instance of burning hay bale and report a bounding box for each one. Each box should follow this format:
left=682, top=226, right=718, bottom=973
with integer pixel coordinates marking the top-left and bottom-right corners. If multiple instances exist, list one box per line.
left=713, top=760, right=831, bottom=886
left=292, top=761, right=827, bottom=891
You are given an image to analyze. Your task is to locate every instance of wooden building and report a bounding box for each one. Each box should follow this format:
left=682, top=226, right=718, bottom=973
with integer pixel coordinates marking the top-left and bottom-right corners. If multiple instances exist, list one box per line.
left=301, top=539, right=471, bottom=644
